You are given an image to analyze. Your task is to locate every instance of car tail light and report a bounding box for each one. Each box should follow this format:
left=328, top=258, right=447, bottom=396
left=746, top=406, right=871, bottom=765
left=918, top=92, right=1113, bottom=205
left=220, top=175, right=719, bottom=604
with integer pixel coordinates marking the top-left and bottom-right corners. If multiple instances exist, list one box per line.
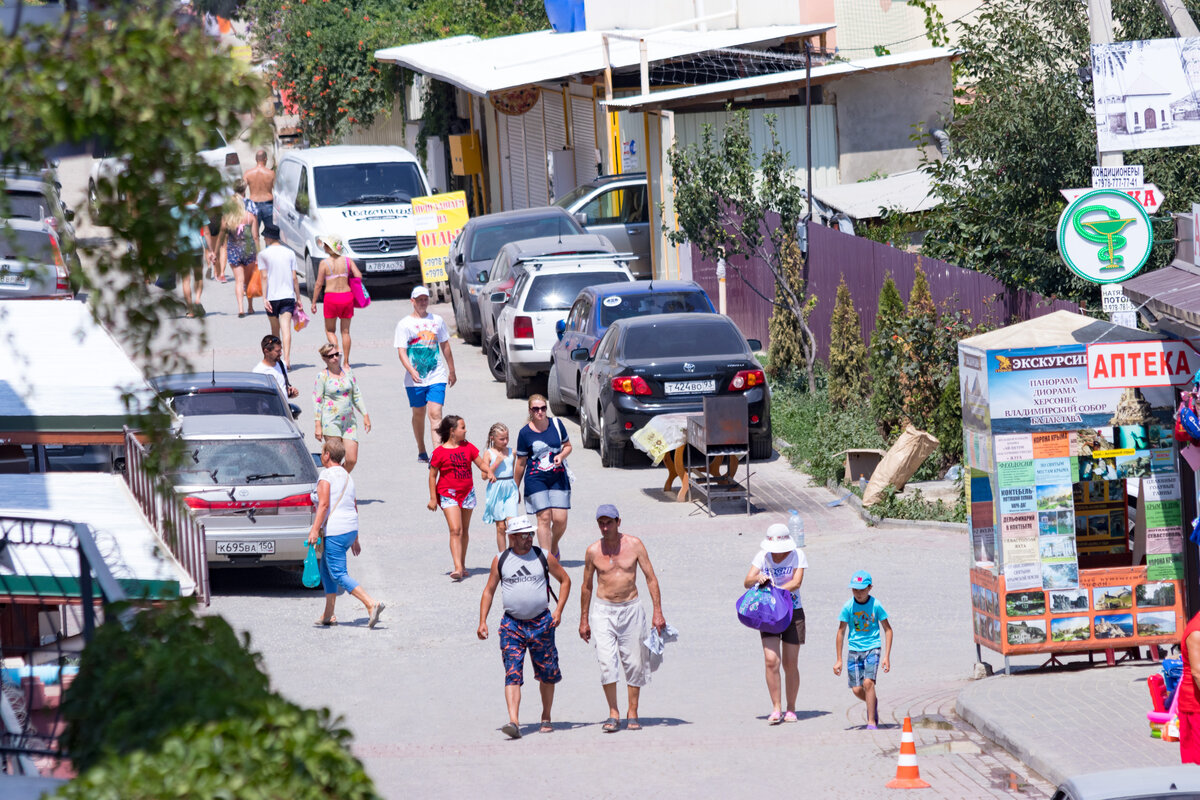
left=611, top=375, right=651, bottom=396
left=514, top=316, right=534, bottom=339
left=624, top=421, right=634, bottom=430
left=750, top=415, right=760, bottom=424
left=44, top=216, right=58, bottom=231
left=185, top=493, right=314, bottom=511
left=225, top=152, right=240, bottom=167
left=728, top=369, right=766, bottom=391
left=49, top=234, right=69, bottom=292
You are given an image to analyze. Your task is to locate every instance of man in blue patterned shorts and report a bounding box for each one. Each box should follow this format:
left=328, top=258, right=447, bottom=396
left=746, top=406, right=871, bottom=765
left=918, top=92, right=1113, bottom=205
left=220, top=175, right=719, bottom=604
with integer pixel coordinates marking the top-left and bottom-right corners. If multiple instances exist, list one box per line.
left=478, top=515, right=571, bottom=739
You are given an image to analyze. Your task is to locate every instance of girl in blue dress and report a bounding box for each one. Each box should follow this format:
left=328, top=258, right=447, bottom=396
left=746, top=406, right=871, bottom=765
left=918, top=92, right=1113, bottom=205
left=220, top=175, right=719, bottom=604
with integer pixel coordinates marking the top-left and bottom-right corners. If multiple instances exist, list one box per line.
left=482, top=422, right=520, bottom=551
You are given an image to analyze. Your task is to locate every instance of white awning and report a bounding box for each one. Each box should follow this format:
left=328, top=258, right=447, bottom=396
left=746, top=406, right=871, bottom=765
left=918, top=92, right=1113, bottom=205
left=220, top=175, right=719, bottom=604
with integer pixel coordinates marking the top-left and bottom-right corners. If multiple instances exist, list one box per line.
left=812, top=168, right=941, bottom=220
left=0, top=473, right=196, bottom=600
left=603, top=47, right=958, bottom=111
left=375, top=25, right=834, bottom=96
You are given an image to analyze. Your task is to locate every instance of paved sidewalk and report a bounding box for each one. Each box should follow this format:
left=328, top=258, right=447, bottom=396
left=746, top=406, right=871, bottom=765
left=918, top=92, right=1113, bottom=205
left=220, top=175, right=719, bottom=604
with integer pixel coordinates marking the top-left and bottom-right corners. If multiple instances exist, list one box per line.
left=959, top=662, right=1178, bottom=787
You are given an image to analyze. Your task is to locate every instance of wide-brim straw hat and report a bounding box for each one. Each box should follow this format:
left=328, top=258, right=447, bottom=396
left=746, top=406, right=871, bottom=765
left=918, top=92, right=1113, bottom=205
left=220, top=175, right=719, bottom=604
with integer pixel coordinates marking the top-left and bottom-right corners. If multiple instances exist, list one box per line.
left=316, top=234, right=344, bottom=255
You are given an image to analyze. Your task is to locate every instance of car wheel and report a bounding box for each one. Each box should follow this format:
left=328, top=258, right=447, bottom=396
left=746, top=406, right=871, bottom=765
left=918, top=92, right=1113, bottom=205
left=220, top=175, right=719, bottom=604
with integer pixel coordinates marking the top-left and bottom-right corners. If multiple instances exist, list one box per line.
left=504, top=362, right=527, bottom=400
left=485, top=335, right=506, bottom=382
left=600, top=424, right=625, bottom=468
left=751, top=423, right=774, bottom=460
left=87, top=180, right=99, bottom=223
left=302, top=251, right=314, bottom=298
left=579, top=402, right=599, bottom=449
left=548, top=368, right=573, bottom=416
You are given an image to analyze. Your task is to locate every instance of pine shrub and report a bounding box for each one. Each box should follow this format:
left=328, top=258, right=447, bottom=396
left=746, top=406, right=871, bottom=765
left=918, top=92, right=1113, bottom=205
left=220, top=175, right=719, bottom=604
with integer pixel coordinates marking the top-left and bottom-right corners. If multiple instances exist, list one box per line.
left=827, top=277, right=868, bottom=409
left=868, top=273, right=906, bottom=435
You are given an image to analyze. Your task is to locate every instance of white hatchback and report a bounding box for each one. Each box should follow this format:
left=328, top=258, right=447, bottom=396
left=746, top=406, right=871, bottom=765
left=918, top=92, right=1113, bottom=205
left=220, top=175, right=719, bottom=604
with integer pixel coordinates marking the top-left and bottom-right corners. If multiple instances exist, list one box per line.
left=493, top=254, right=634, bottom=398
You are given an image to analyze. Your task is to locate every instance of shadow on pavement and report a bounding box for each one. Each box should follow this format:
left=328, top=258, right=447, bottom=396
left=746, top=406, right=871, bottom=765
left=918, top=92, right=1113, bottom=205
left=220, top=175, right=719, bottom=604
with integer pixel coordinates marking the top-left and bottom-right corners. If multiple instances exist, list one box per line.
left=209, top=565, right=316, bottom=597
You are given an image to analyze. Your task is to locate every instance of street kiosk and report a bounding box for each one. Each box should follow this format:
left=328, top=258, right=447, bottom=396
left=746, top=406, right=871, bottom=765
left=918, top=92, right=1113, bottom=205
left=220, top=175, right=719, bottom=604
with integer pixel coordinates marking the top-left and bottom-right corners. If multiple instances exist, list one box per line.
left=959, top=311, right=1192, bottom=668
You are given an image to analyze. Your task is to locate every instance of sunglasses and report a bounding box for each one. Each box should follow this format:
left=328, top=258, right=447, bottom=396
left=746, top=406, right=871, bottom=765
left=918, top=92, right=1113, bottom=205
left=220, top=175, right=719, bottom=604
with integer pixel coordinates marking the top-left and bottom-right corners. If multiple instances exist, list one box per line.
left=529, top=405, right=547, bottom=412
left=324, top=352, right=342, bottom=359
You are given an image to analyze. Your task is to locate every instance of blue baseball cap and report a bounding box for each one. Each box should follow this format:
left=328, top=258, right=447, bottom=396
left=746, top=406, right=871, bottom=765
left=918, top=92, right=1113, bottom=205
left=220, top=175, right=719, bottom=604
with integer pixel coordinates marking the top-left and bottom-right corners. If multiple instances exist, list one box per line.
left=596, top=503, right=620, bottom=520
left=849, top=570, right=873, bottom=589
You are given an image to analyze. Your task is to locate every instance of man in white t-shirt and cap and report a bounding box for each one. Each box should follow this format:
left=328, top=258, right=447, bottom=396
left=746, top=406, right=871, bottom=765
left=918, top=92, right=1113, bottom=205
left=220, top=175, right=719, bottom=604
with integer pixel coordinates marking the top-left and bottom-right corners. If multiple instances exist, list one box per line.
left=477, top=514, right=571, bottom=739
left=257, top=224, right=301, bottom=369
left=394, top=285, right=457, bottom=462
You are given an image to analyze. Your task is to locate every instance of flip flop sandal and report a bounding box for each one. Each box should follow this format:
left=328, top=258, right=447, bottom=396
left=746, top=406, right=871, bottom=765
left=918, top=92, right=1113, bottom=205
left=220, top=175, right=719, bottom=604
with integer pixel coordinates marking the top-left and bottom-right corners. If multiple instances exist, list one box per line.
left=368, top=602, right=385, bottom=629
left=601, top=717, right=619, bottom=733
left=540, top=720, right=553, bottom=733
left=626, top=719, right=642, bottom=731
left=314, top=617, right=337, bottom=627
left=501, top=722, right=521, bottom=739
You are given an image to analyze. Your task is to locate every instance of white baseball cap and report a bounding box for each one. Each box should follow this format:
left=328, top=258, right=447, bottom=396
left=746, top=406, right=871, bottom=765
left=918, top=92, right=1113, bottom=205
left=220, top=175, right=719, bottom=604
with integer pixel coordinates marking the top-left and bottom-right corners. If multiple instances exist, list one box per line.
left=411, top=285, right=430, bottom=299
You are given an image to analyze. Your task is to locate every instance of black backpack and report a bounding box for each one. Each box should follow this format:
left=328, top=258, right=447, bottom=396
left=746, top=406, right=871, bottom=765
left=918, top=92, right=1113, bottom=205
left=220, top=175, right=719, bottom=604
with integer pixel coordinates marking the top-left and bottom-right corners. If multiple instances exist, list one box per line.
left=498, top=545, right=558, bottom=603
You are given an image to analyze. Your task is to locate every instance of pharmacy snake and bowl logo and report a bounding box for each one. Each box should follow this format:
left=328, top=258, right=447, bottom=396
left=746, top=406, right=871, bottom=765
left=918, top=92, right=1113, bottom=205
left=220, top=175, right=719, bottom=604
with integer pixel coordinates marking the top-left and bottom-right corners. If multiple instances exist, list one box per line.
left=1056, top=188, right=1152, bottom=285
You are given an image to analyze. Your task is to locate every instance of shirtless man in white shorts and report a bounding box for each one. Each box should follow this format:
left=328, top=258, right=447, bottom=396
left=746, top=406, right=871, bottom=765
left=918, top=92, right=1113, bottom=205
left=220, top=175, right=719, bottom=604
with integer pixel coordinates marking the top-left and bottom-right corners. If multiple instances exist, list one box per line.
left=579, top=503, right=666, bottom=733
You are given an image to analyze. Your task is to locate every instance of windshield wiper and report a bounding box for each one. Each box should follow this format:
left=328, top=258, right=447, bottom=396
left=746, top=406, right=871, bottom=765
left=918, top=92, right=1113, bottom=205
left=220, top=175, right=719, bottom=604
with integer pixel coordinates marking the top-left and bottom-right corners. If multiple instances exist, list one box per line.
left=245, top=472, right=294, bottom=482
left=341, top=194, right=394, bottom=206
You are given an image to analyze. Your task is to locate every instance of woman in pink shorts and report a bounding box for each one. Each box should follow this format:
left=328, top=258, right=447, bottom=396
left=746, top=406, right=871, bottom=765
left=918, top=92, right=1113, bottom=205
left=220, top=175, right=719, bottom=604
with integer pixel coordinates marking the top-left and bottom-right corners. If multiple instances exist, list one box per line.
left=310, top=235, right=364, bottom=365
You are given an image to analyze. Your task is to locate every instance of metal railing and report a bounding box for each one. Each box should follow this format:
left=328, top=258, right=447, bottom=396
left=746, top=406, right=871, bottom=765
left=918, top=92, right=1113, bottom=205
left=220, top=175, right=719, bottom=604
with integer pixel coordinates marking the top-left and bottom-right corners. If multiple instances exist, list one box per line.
left=0, top=516, right=127, bottom=775
left=121, top=427, right=210, bottom=605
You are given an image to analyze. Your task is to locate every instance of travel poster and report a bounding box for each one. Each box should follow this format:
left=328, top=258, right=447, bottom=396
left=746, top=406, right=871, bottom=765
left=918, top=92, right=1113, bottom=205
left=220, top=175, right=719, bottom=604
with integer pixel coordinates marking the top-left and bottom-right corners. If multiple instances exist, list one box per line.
left=1143, top=473, right=1185, bottom=556
left=987, top=346, right=1126, bottom=433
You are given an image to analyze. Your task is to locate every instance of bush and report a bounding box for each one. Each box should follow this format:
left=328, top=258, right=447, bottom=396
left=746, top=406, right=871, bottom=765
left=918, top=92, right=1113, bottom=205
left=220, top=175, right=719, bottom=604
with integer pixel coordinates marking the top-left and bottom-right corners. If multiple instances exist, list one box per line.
left=868, top=274, right=906, bottom=437
left=766, top=241, right=807, bottom=379
left=827, top=277, right=868, bottom=409
left=859, top=485, right=965, bottom=523
left=772, top=384, right=886, bottom=486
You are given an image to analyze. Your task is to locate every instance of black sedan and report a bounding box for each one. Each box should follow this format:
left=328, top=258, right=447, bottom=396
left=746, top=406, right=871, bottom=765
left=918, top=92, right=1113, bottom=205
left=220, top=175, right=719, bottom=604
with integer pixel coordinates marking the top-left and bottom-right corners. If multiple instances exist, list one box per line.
left=572, top=314, right=771, bottom=467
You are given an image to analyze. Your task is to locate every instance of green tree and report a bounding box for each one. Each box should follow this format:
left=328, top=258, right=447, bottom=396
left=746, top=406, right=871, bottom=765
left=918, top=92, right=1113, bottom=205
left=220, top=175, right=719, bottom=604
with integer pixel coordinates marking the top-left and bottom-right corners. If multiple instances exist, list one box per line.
left=827, top=277, right=868, bottom=409
left=667, top=109, right=817, bottom=391
left=766, top=239, right=806, bottom=381
left=868, top=273, right=906, bottom=437
left=897, top=264, right=941, bottom=429
left=918, top=0, right=1200, bottom=301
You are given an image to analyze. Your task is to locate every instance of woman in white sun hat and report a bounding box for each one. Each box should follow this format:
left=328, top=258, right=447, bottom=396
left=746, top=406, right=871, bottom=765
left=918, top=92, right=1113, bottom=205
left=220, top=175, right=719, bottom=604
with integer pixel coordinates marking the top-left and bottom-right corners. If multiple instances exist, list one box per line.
left=743, top=521, right=808, bottom=725
left=310, top=234, right=364, bottom=365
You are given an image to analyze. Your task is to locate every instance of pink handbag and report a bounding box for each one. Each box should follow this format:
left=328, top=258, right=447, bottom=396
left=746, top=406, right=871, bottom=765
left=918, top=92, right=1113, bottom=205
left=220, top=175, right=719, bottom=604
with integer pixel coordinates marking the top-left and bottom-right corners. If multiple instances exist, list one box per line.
left=348, top=269, right=370, bottom=309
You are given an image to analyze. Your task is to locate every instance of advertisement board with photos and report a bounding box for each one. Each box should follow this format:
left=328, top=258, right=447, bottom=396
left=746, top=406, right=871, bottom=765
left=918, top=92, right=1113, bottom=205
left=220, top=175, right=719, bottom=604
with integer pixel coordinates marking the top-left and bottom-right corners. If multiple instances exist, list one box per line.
left=959, top=314, right=1186, bottom=656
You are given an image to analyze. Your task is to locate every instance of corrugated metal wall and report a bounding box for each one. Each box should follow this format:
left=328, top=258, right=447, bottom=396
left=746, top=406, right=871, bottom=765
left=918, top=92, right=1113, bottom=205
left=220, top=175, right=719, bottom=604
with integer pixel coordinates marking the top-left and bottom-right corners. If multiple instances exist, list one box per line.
left=673, top=105, right=840, bottom=188
left=692, top=221, right=1081, bottom=355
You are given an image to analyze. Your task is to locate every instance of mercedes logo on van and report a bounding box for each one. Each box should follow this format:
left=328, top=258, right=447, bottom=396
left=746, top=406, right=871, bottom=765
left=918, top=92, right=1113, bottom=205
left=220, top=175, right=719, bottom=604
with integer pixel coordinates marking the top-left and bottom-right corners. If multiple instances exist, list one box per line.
left=683, top=362, right=695, bottom=372
left=377, top=238, right=391, bottom=253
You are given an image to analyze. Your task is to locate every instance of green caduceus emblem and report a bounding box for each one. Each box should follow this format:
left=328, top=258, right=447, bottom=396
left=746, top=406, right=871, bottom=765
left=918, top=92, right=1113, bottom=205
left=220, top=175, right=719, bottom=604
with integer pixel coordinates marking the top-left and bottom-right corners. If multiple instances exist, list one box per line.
left=1072, top=204, right=1136, bottom=270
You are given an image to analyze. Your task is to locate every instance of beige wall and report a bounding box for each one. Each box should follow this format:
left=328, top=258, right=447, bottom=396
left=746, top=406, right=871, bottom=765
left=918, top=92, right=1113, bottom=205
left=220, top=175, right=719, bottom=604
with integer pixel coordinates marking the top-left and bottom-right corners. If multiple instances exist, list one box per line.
left=825, top=60, right=952, bottom=182
left=583, top=0, right=806, bottom=31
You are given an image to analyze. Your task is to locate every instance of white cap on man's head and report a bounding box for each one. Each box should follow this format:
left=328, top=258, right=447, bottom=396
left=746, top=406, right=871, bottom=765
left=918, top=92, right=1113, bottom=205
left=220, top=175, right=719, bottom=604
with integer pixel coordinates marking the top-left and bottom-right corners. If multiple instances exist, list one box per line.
left=506, top=515, right=536, bottom=535
left=411, top=285, right=431, bottom=299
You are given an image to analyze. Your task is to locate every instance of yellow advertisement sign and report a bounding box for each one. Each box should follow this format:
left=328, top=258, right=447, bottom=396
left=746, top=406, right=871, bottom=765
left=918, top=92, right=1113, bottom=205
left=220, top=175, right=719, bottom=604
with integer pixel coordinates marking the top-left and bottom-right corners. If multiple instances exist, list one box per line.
left=412, top=191, right=469, bottom=284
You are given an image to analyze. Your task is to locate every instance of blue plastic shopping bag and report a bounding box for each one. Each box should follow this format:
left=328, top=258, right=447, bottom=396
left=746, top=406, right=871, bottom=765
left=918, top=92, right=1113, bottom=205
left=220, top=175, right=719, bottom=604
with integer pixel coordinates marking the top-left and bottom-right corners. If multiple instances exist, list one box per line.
left=302, top=542, right=321, bottom=589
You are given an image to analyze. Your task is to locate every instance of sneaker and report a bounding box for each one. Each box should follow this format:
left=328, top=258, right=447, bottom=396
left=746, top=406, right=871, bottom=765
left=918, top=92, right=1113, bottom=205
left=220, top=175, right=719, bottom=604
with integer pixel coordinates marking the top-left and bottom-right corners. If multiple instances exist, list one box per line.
left=417, top=452, right=430, bottom=464
left=767, top=710, right=783, bottom=725
left=782, top=711, right=798, bottom=723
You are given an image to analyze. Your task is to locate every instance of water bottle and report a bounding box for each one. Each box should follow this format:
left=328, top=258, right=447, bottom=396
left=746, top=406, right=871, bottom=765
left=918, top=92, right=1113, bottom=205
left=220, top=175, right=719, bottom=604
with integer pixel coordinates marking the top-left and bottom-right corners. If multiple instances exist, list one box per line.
left=787, top=509, right=805, bottom=548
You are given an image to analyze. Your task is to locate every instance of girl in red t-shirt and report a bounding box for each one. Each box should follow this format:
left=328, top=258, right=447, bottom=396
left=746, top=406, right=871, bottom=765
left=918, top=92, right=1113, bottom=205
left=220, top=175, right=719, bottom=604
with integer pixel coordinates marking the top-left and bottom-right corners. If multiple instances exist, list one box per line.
left=427, top=415, right=493, bottom=581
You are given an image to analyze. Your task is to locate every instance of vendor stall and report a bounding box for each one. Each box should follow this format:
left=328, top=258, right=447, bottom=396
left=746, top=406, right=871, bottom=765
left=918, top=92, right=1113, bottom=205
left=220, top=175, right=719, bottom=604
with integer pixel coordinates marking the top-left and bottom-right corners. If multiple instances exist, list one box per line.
left=959, top=311, right=1193, bottom=669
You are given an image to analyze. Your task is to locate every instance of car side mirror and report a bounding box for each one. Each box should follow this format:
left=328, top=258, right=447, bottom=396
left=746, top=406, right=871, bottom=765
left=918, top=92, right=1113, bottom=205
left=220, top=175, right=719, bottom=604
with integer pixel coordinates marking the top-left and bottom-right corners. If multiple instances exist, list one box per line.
left=477, top=270, right=489, bottom=283
left=490, top=291, right=508, bottom=304
left=64, top=208, right=75, bottom=221
left=570, top=347, right=590, bottom=362
left=555, top=319, right=566, bottom=340
left=574, top=211, right=587, bottom=226
left=747, top=338, right=762, bottom=352
left=289, top=403, right=303, bottom=419
left=455, top=252, right=464, bottom=266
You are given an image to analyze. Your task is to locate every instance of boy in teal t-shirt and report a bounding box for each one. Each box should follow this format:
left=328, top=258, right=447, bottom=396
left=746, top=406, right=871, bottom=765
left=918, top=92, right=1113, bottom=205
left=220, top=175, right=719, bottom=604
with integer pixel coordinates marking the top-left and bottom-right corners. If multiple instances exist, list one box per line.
left=833, top=570, right=893, bottom=730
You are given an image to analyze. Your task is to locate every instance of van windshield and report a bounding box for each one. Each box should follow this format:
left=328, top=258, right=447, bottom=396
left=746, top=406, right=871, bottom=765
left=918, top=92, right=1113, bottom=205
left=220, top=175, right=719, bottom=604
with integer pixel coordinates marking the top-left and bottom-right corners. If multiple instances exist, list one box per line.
left=313, top=162, right=426, bottom=207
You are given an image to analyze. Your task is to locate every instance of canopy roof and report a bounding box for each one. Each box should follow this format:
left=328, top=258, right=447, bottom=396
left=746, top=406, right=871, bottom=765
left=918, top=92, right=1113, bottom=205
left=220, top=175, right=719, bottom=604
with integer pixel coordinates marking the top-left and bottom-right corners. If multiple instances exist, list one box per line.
left=375, top=25, right=833, bottom=96
left=0, top=473, right=195, bottom=601
left=960, top=309, right=1163, bottom=351
left=0, top=301, right=157, bottom=441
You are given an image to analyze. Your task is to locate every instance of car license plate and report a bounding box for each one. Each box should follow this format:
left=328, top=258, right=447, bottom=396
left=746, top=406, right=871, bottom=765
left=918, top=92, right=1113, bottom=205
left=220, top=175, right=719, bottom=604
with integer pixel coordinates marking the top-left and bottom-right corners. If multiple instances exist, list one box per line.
left=665, top=379, right=717, bottom=395
left=0, top=274, right=27, bottom=287
left=216, top=541, right=276, bottom=555
left=365, top=260, right=405, bottom=272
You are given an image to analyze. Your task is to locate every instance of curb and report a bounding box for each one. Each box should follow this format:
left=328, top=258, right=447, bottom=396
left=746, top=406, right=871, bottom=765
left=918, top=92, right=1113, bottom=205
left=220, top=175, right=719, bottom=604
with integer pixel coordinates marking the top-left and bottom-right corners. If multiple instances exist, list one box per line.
left=823, top=479, right=969, bottom=533
left=955, top=684, right=1065, bottom=788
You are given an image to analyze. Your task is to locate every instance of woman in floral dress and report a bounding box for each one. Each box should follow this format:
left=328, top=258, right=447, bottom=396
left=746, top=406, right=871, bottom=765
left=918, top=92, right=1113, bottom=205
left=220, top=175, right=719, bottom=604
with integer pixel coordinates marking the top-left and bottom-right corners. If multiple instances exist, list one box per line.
left=313, top=343, right=372, bottom=472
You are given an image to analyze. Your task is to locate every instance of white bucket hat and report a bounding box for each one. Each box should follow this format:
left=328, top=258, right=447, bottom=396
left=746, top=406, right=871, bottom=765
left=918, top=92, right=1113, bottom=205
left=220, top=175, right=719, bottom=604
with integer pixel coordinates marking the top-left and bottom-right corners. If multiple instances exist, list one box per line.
left=506, top=515, right=536, bottom=535
left=760, top=523, right=795, bottom=554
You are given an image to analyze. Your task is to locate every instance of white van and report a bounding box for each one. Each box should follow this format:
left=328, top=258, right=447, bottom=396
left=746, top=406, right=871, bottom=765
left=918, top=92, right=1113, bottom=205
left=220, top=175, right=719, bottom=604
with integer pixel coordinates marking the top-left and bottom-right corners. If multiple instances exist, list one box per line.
left=272, top=145, right=431, bottom=295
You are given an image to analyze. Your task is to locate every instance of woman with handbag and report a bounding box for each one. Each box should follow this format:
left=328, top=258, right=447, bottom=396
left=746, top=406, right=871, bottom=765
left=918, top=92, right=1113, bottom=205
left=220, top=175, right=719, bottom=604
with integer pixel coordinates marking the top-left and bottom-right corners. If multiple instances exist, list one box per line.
left=307, top=438, right=384, bottom=628
left=217, top=182, right=260, bottom=318
left=511, top=394, right=572, bottom=560
left=310, top=235, right=364, bottom=366
left=313, top=343, right=371, bottom=472
left=743, top=523, right=807, bottom=724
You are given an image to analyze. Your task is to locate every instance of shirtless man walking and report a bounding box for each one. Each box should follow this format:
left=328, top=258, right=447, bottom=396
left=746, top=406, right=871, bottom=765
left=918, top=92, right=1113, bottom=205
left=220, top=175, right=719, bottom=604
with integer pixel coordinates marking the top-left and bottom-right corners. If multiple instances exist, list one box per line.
left=244, top=149, right=276, bottom=240
left=579, top=503, right=666, bottom=733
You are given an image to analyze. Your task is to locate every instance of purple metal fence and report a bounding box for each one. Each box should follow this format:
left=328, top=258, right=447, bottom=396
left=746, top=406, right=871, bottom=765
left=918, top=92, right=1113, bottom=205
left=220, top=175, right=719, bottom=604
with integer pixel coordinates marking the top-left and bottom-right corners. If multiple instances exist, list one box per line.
left=691, top=223, right=1080, bottom=357
left=122, top=428, right=210, bottom=605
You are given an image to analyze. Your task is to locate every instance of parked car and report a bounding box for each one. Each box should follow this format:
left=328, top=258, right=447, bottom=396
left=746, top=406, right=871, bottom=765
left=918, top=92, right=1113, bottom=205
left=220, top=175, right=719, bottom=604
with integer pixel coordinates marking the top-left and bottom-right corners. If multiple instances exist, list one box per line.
left=1052, top=765, right=1200, bottom=799
left=573, top=313, right=771, bottom=467
left=2, top=171, right=77, bottom=251
left=150, top=372, right=298, bottom=422
left=169, top=414, right=319, bottom=569
left=493, top=253, right=634, bottom=398
left=547, top=279, right=715, bottom=416
left=15, top=444, right=123, bottom=473
left=447, top=207, right=585, bottom=345
left=0, top=219, right=73, bottom=300
left=87, top=127, right=243, bottom=219
left=554, top=172, right=650, bottom=278
left=478, top=234, right=617, bottom=378
left=273, top=145, right=431, bottom=296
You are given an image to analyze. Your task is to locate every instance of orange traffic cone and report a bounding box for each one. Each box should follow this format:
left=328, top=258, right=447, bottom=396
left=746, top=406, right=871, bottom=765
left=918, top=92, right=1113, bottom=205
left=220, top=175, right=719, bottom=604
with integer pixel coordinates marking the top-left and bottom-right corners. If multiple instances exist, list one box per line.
left=886, top=716, right=931, bottom=789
